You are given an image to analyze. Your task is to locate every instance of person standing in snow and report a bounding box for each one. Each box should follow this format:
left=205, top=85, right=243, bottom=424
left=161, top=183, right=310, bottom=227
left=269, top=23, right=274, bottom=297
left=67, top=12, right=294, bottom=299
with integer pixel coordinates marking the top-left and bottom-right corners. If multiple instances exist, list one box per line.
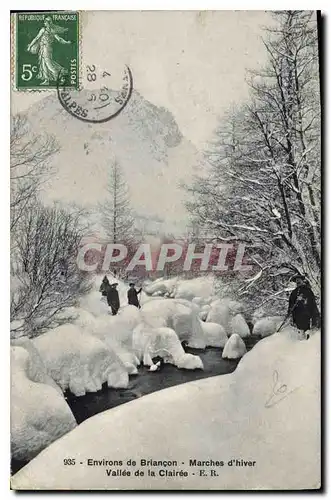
left=99, top=275, right=110, bottom=297
left=107, top=283, right=120, bottom=315
left=288, top=275, right=320, bottom=334
left=128, top=283, right=142, bottom=308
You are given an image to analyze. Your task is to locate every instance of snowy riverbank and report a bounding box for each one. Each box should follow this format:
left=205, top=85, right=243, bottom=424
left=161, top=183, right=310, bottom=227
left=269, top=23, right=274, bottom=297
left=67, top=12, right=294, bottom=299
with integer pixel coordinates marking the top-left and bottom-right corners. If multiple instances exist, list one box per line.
left=12, top=327, right=320, bottom=490
left=11, top=275, right=250, bottom=466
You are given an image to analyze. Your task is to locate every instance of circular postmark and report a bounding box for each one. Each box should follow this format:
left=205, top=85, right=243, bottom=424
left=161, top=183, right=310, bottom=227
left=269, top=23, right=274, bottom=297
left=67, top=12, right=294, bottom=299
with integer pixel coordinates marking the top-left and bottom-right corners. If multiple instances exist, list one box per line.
left=57, top=63, right=133, bottom=123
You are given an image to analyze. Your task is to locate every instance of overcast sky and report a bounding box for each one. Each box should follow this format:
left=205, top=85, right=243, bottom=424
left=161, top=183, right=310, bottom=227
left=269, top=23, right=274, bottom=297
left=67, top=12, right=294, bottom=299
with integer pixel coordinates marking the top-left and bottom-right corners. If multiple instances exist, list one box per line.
left=12, top=10, right=271, bottom=148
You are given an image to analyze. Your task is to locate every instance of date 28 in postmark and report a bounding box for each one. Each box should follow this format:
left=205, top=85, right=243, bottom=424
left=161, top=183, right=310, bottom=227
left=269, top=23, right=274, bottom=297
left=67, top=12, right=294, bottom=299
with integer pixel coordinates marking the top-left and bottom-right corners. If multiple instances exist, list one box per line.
left=57, top=63, right=133, bottom=123
left=12, top=11, right=80, bottom=91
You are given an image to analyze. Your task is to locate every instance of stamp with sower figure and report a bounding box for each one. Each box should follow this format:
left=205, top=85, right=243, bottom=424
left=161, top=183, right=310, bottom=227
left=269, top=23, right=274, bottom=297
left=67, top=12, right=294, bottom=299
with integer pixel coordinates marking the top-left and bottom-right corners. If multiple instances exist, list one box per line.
left=13, top=11, right=79, bottom=90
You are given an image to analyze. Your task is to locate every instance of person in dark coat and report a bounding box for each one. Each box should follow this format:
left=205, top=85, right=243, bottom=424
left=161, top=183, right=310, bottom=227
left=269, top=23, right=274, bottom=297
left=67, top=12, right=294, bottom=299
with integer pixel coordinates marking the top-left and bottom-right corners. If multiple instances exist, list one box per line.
left=99, top=275, right=110, bottom=297
left=288, top=276, right=320, bottom=332
left=107, top=283, right=120, bottom=315
left=128, top=283, right=142, bottom=308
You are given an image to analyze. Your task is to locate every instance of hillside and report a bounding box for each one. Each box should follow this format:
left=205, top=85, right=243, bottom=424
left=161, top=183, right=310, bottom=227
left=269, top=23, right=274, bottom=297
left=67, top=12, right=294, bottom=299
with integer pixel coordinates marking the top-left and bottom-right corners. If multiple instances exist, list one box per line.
left=25, top=89, right=206, bottom=235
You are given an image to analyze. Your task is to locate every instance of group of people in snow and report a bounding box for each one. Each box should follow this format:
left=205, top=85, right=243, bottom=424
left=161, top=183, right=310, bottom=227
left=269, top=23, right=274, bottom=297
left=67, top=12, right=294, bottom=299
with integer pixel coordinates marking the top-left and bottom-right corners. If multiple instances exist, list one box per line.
left=99, top=275, right=142, bottom=315
left=99, top=273, right=320, bottom=334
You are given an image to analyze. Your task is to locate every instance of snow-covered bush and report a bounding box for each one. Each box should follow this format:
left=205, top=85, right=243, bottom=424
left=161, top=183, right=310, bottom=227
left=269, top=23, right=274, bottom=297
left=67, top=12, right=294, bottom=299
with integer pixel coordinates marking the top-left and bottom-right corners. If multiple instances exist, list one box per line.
left=32, top=324, right=129, bottom=396
left=11, top=346, right=77, bottom=462
left=222, top=334, right=247, bottom=359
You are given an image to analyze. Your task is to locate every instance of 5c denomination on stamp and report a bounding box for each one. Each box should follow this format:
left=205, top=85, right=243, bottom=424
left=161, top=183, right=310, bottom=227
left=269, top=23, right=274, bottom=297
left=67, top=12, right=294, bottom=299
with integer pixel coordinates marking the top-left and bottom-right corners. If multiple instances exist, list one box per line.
left=13, top=11, right=80, bottom=91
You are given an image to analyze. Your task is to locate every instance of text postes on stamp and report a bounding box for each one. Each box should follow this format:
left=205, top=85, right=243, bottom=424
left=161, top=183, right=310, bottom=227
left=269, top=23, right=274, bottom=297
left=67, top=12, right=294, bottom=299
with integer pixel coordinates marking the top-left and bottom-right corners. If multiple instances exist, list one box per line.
left=57, top=63, right=133, bottom=123
left=14, top=12, right=79, bottom=91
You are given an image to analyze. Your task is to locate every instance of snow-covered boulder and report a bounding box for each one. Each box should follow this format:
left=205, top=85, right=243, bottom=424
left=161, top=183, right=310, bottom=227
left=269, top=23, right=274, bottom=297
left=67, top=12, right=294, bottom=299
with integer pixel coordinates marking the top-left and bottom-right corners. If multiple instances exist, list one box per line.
left=207, top=298, right=245, bottom=335
left=230, top=314, right=250, bottom=338
left=198, top=304, right=211, bottom=321
left=12, top=331, right=321, bottom=490
left=192, top=296, right=203, bottom=306
left=32, top=324, right=129, bottom=396
left=64, top=305, right=142, bottom=376
left=174, top=276, right=215, bottom=301
left=227, top=299, right=244, bottom=316
left=133, top=325, right=203, bottom=370
left=80, top=305, right=141, bottom=349
left=141, top=298, right=206, bottom=349
left=253, top=316, right=283, bottom=338
left=201, top=322, right=228, bottom=348
left=144, top=277, right=178, bottom=297
left=69, top=307, right=98, bottom=330
left=116, top=351, right=140, bottom=375
left=11, top=337, right=62, bottom=394
left=222, top=334, right=247, bottom=359
left=252, top=307, right=266, bottom=324
left=11, top=346, right=77, bottom=462
left=176, top=352, right=204, bottom=370
left=206, top=300, right=231, bottom=331
left=199, top=310, right=208, bottom=321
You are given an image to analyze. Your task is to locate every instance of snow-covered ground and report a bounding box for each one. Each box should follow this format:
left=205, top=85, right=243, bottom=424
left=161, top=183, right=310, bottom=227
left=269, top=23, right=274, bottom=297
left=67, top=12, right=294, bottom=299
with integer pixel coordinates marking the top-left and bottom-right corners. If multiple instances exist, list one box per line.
left=10, top=274, right=275, bottom=405
left=253, top=316, right=284, bottom=337
left=12, top=273, right=305, bottom=471
left=11, top=343, right=77, bottom=462
left=11, top=275, right=216, bottom=398
left=12, top=328, right=320, bottom=490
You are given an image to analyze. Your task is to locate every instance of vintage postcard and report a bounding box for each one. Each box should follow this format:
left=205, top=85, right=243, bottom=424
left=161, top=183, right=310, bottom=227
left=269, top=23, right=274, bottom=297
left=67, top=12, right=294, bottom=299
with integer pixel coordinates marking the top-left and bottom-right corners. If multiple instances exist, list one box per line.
left=10, top=10, right=321, bottom=490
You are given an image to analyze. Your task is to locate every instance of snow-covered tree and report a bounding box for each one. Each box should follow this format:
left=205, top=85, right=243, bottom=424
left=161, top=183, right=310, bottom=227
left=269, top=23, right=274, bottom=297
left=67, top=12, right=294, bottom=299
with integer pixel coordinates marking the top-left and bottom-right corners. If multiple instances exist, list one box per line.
left=186, top=11, right=321, bottom=310
left=11, top=203, right=91, bottom=338
left=10, top=114, right=59, bottom=232
left=99, top=160, right=134, bottom=245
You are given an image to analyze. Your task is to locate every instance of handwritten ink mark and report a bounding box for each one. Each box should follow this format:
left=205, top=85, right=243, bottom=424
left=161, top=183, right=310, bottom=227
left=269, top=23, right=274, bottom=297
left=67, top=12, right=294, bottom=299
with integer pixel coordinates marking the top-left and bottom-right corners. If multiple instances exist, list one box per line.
left=265, top=370, right=300, bottom=409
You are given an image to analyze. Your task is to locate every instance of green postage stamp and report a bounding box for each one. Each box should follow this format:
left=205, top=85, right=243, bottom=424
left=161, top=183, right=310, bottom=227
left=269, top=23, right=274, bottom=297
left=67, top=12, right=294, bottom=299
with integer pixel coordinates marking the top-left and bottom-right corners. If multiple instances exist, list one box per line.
left=12, top=11, right=80, bottom=90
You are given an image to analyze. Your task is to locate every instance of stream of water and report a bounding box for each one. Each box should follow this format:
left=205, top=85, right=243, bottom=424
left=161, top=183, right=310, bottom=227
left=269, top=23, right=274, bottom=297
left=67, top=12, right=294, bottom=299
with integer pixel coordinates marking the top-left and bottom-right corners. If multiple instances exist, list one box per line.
left=11, top=335, right=260, bottom=475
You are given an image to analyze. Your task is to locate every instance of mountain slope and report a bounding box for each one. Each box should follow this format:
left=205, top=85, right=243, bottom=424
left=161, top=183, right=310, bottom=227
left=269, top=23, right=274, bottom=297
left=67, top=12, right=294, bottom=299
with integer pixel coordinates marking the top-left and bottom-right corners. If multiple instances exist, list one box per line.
left=25, top=90, right=206, bottom=235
